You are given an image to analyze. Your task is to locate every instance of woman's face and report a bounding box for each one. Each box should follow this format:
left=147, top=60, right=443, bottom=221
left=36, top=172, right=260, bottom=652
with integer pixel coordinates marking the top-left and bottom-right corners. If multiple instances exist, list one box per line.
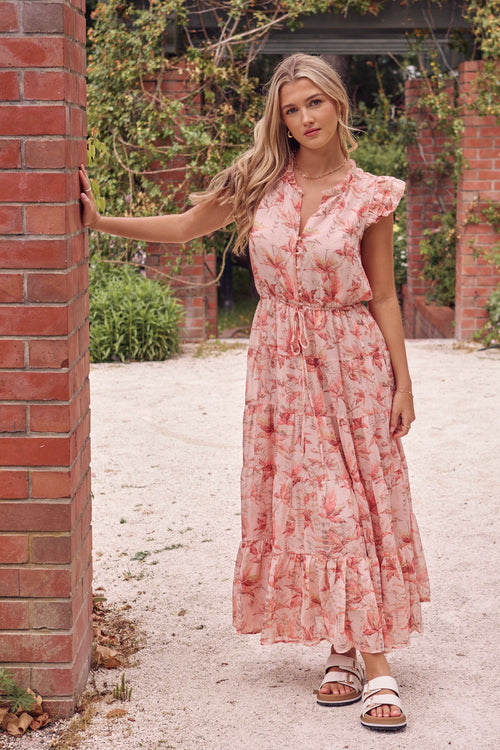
left=279, top=77, right=339, bottom=152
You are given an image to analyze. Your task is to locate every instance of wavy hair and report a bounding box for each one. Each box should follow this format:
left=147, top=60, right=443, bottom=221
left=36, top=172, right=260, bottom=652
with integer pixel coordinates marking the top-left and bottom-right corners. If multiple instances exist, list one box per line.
left=191, top=53, right=357, bottom=255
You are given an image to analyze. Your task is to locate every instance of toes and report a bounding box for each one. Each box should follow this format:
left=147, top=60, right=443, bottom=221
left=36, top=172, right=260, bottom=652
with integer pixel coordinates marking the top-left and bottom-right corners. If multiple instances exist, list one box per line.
left=320, top=682, right=354, bottom=695
left=369, top=704, right=401, bottom=718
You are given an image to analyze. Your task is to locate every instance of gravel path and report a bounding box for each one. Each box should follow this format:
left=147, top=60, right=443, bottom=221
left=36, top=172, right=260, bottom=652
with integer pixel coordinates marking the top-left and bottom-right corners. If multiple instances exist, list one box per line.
left=3, top=339, right=499, bottom=750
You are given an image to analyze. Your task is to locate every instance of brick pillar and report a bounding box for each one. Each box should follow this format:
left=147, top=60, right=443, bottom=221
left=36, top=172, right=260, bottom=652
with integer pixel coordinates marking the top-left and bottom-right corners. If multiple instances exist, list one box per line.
left=0, top=0, right=92, bottom=717
left=455, top=61, right=500, bottom=340
left=403, top=78, right=455, bottom=337
left=144, top=64, right=218, bottom=341
left=147, top=249, right=218, bottom=341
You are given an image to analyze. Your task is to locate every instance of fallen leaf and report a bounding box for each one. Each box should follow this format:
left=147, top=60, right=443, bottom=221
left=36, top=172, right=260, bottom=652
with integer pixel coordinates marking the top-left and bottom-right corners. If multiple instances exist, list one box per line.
left=6, top=718, right=24, bottom=736
left=94, top=644, right=121, bottom=669
left=1, top=712, right=17, bottom=731
left=106, top=708, right=128, bottom=719
left=30, top=712, right=50, bottom=730
left=17, top=713, right=32, bottom=732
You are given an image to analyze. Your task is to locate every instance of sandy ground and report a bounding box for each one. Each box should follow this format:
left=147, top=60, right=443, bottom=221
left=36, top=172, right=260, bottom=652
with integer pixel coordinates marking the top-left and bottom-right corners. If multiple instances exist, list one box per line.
left=2, top=339, right=500, bottom=750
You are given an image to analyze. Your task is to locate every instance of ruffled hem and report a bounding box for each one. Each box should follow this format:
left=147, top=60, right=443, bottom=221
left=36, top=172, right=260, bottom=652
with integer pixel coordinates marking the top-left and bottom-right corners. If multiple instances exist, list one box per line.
left=232, top=539, right=429, bottom=653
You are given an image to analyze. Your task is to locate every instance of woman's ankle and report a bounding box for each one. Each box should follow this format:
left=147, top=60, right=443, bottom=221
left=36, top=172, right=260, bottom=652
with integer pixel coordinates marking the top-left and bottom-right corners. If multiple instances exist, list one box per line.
left=330, top=645, right=357, bottom=659
left=359, top=651, right=391, bottom=680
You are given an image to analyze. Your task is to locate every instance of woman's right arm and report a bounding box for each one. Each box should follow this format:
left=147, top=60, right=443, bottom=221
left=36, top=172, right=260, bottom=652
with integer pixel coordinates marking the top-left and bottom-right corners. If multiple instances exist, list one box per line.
left=79, top=165, right=233, bottom=243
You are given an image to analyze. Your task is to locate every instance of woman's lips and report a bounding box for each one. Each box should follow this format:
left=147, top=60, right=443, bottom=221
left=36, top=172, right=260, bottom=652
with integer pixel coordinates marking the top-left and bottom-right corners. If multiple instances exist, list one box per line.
left=304, top=128, right=320, bottom=136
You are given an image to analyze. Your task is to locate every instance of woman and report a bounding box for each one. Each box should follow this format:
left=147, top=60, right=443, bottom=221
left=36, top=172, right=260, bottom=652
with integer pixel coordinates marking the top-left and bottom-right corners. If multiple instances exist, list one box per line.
left=80, top=53, right=429, bottom=731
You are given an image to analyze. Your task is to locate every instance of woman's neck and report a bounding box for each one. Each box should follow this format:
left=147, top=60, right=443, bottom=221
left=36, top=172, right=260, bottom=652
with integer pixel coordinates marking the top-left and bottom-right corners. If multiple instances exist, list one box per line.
left=294, top=145, right=345, bottom=176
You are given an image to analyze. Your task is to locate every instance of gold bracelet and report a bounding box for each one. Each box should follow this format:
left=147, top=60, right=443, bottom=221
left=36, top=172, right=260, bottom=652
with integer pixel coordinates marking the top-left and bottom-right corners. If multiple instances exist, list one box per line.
left=396, top=389, right=413, bottom=397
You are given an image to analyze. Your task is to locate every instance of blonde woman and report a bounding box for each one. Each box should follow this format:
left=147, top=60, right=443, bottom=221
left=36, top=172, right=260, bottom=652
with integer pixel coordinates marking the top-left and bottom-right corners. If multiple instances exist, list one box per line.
left=80, top=53, right=429, bottom=731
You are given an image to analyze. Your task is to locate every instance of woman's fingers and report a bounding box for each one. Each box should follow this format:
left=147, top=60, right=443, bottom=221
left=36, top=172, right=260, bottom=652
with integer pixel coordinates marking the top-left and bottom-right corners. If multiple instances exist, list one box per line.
left=79, top=164, right=92, bottom=194
left=393, top=422, right=411, bottom=438
left=78, top=165, right=100, bottom=227
left=391, top=392, right=415, bottom=438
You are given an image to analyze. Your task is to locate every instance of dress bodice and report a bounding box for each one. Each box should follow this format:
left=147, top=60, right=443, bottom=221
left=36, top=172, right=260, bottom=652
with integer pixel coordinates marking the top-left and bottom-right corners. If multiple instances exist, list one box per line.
left=249, top=161, right=405, bottom=309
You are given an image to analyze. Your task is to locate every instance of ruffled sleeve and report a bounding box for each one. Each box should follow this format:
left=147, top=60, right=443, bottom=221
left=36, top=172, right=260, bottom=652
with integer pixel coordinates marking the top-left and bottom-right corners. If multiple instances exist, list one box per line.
left=365, top=175, right=405, bottom=227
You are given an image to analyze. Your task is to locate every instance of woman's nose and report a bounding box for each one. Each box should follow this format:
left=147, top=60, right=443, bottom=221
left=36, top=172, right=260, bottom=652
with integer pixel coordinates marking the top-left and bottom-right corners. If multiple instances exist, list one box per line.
left=301, top=108, right=313, bottom=124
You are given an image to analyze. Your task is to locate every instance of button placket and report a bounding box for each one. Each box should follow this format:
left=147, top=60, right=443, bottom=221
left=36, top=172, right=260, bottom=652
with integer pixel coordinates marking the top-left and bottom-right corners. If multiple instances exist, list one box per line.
left=295, top=235, right=304, bottom=299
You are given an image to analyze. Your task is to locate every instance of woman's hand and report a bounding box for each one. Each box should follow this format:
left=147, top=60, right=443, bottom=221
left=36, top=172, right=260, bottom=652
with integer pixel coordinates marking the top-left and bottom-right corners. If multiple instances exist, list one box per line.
left=390, top=391, right=415, bottom=439
left=79, top=165, right=100, bottom=228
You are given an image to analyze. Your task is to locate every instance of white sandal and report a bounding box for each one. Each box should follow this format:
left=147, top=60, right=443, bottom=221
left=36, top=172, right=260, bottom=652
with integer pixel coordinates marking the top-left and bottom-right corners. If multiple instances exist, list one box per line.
left=360, top=676, right=407, bottom=730
left=316, top=653, right=365, bottom=706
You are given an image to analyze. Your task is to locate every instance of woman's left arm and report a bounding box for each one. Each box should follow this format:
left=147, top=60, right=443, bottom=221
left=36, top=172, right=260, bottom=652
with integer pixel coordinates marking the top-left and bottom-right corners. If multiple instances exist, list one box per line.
left=360, top=213, right=415, bottom=439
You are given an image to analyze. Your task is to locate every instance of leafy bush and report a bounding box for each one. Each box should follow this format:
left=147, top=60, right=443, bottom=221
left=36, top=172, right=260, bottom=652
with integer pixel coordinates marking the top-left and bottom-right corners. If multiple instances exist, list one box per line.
left=474, top=285, right=500, bottom=347
left=89, top=262, right=184, bottom=362
left=419, top=208, right=457, bottom=308
left=353, top=92, right=410, bottom=292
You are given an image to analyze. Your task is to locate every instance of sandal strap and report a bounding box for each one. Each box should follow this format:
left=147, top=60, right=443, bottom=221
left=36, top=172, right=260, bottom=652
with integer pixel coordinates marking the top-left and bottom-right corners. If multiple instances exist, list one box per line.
left=361, top=676, right=403, bottom=714
left=324, top=654, right=364, bottom=680
left=321, top=655, right=365, bottom=692
left=320, top=669, right=363, bottom=692
left=362, top=675, right=400, bottom=699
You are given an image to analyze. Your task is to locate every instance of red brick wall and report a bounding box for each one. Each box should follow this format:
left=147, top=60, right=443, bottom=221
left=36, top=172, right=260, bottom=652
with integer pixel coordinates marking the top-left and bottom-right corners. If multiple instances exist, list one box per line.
left=146, top=248, right=218, bottom=341
left=403, top=78, right=455, bottom=337
left=404, top=67, right=500, bottom=340
left=455, top=61, right=500, bottom=339
left=144, top=65, right=218, bottom=341
left=0, top=0, right=92, bottom=717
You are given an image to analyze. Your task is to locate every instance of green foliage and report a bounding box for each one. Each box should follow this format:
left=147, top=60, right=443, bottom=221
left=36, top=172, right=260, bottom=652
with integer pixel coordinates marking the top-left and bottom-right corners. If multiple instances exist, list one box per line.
left=352, top=64, right=411, bottom=291
left=0, top=668, right=36, bottom=714
left=86, top=1, right=388, bottom=266
left=479, top=290, right=500, bottom=347
left=469, top=200, right=500, bottom=344
left=87, top=136, right=108, bottom=213
left=89, top=262, right=183, bottom=362
left=464, top=0, right=500, bottom=119
left=113, top=673, right=132, bottom=702
left=408, top=52, right=461, bottom=308
left=474, top=285, right=500, bottom=348
left=420, top=209, right=457, bottom=307
left=409, top=1, right=500, bottom=314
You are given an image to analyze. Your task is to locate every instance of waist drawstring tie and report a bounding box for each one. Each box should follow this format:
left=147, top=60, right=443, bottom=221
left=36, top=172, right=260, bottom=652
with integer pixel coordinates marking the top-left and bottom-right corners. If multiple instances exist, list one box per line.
left=290, top=306, right=309, bottom=356
left=289, top=306, right=325, bottom=466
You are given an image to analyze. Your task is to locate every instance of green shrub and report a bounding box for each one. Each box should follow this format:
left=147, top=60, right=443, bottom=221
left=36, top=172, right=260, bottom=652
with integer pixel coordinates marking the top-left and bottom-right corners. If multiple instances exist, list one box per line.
left=354, top=133, right=408, bottom=293
left=89, top=263, right=183, bottom=363
left=474, top=284, right=500, bottom=347
left=419, top=208, right=457, bottom=308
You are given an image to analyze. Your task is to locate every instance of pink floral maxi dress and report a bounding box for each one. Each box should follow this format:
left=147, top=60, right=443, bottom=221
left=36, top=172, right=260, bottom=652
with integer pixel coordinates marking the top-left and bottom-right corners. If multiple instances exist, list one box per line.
left=232, top=162, right=430, bottom=653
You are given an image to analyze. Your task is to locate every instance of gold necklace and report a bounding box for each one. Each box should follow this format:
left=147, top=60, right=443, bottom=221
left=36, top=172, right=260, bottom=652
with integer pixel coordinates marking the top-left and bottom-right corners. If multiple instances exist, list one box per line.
left=293, top=157, right=347, bottom=180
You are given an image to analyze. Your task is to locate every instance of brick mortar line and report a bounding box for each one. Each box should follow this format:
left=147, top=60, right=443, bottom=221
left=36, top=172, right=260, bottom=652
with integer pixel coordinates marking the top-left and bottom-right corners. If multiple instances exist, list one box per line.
left=0, top=266, right=86, bottom=274
left=0, top=331, right=87, bottom=340
left=0, top=303, right=84, bottom=309
left=0, top=497, right=73, bottom=503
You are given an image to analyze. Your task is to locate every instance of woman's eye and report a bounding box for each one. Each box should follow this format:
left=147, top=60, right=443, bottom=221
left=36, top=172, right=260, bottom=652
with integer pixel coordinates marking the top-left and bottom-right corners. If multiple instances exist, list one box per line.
left=286, top=107, right=297, bottom=115
left=310, top=99, right=322, bottom=107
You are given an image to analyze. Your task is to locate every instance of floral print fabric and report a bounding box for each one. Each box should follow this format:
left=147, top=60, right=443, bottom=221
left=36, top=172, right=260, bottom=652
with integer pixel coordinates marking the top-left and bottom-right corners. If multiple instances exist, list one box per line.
left=232, top=161, right=430, bottom=653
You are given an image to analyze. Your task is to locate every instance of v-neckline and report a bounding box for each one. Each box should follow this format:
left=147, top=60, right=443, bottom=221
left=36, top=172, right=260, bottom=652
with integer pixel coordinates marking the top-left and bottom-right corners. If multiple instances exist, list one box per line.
left=298, top=193, right=327, bottom=237
left=286, top=159, right=356, bottom=237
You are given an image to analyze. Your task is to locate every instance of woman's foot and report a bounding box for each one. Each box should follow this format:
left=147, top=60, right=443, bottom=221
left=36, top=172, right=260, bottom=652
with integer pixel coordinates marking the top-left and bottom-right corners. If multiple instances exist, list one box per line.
left=317, top=647, right=364, bottom=704
left=319, top=647, right=357, bottom=698
left=360, top=652, right=402, bottom=719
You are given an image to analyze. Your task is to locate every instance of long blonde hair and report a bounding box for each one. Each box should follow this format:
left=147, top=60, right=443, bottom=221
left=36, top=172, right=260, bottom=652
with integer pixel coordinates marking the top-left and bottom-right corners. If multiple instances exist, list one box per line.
left=191, top=53, right=357, bottom=254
